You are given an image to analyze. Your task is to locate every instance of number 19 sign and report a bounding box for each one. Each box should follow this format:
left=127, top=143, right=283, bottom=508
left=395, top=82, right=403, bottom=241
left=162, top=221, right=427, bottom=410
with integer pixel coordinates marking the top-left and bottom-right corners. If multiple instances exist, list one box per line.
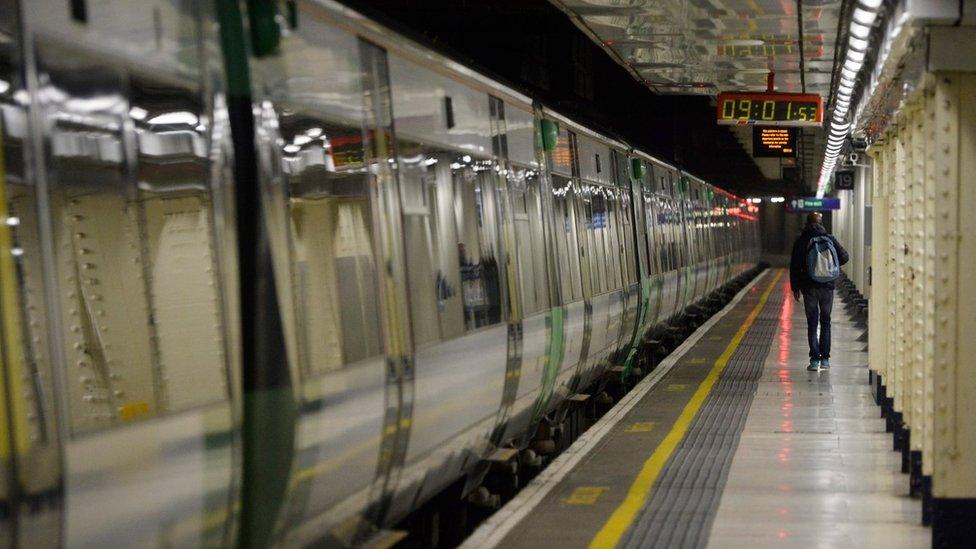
left=716, top=92, right=823, bottom=127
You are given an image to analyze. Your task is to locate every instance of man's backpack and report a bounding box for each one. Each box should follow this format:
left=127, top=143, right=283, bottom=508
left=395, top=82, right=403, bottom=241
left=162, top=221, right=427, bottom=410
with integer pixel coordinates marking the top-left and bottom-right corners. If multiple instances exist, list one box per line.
left=806, top=235, right=840, bottom=283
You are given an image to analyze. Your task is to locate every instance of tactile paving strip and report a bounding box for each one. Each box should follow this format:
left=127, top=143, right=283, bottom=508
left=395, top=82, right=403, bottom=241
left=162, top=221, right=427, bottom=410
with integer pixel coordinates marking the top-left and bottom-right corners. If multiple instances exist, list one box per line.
left=620, top=287, right=786, bottom=549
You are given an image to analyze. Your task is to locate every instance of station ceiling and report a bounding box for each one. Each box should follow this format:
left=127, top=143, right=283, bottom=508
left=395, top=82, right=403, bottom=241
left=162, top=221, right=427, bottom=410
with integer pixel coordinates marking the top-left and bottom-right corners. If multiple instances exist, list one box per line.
left=551, top=0, right=842, bottom=97
left=341, top=0, right=823, bottom=197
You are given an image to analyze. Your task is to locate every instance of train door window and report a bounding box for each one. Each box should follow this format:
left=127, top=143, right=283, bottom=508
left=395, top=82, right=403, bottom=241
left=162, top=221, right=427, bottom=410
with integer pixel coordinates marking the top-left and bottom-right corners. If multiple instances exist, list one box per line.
left=618, top=188, right=637, bottom=284
left=509, top=166, right=550, bottom=314
left=396, top=142, right=506, bottom=343
left=711, top=196, right=720, bottom=259
left=615, top=174, right=637, bottom=286
left=551, top=174, right=584, bottom=302
left=605, top=186, right=624, bottom=288
left=671, top=198, right=686, bottom=269
left=649, top=195, right=666, bottom=273
left=643, top=193, right=660, bottom=275
left=688, top=191, right=697, bottom=265
left=698, top=197, right=707, bottom=264
left=664, top=197, right=676, bottom=270
left=692, top=196, right=703, bottom=265
left=720, top=200, right=735, bottom=256
left=691, top=192, right=702, bottom=265
left=277, top=112, right=384, bottom=376
left=667, top=197, right=680, bottom=270
left=581, top=183, right=609, bottom=294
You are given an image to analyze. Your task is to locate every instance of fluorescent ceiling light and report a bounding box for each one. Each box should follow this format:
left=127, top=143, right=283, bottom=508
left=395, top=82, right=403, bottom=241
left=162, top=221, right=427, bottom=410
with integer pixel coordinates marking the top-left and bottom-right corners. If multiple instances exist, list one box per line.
left=850, top=22, right=871, bottom=40
left=852, top=7, right=876, bottom=25
left=848, top=37, right=869, bottom=51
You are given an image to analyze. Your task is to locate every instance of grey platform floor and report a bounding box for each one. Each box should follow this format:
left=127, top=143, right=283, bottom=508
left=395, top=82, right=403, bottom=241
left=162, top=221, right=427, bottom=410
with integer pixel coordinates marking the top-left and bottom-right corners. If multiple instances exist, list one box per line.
left=465, top=270, right=929, bottom=548
left=706, top=276, right=929, bottom=548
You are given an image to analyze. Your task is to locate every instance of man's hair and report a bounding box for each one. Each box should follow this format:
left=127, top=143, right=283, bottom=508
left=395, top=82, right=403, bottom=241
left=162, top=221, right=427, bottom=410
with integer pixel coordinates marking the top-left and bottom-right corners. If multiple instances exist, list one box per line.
left=806, top=212, right=823, bottom=226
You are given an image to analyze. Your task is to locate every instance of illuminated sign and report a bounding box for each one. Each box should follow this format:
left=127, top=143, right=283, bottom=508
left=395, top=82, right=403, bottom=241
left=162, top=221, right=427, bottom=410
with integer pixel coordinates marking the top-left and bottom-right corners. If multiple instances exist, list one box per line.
left=753, top=126, right=797, bottom=158
left=787, top=197, right=840, bottom=211
left=716, top=92, right=823, bottom=127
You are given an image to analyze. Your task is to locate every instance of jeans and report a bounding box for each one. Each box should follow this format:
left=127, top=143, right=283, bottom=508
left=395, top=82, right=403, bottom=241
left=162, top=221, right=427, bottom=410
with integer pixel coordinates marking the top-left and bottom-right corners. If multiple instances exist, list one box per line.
left=802, top=287, right=834, bottom=360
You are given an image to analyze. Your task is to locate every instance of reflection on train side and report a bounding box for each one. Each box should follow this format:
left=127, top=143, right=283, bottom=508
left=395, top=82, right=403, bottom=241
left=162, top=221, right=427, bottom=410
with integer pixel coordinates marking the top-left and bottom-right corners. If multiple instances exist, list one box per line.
left=45, top=68, right=230, bottom=434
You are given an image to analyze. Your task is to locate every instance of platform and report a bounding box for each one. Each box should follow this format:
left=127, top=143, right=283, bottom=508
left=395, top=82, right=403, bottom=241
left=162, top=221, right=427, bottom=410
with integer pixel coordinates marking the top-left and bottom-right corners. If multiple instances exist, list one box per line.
left=464, top=269, right=929, bottom=548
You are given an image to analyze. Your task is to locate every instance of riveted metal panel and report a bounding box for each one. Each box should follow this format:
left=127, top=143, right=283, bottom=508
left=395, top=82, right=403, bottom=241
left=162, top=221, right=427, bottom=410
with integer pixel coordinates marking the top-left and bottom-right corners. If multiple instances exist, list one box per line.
left=922, top=80, right=937, bottom=476
left=867, top=144, right=888, bottom=384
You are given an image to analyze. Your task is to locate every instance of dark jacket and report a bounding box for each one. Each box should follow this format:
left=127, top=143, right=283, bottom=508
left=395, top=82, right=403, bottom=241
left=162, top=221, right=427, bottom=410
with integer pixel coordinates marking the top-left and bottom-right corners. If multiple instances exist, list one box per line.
left=789, top=224, right=849, bottom=291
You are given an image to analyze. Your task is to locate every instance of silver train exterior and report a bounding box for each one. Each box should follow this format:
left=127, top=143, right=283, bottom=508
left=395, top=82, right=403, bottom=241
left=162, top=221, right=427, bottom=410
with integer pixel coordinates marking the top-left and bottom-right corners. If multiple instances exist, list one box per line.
left=0, top=0, right=759, bottom=546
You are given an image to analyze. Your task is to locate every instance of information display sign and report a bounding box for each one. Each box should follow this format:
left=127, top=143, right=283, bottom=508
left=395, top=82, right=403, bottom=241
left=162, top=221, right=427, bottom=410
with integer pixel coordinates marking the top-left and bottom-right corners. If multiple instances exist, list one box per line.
left=753, top=126, right=797, bottom=158
left=787, top=197, right=840, bottom=211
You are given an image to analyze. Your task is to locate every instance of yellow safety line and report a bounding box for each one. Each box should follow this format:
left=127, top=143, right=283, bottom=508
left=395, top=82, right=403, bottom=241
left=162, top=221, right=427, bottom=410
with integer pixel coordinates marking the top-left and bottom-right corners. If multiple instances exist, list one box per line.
left=590, top=269, right=784, bottom=549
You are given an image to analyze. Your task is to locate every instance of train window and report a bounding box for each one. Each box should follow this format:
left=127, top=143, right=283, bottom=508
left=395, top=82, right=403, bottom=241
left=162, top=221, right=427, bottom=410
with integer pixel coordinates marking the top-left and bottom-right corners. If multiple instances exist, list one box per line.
left=397, top=143, right=506, bottom=343
left=551, top=174, right=584, bottom=302
left=277, top=112, right=384, bottom=376
left=509, top=166, right=551, bottom=315
left=36, top=50, right=235, bottom=433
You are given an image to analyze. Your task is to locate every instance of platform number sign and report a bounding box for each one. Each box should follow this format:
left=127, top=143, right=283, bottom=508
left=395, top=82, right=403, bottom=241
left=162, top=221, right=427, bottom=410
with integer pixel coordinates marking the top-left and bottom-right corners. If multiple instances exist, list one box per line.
left=835, top=170, right=855, bottom=190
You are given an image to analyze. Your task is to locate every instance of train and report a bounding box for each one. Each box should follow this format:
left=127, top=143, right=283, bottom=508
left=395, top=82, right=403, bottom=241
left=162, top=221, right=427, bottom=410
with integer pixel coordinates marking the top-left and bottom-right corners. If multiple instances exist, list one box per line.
left=0, top=0, right=759, bottom=546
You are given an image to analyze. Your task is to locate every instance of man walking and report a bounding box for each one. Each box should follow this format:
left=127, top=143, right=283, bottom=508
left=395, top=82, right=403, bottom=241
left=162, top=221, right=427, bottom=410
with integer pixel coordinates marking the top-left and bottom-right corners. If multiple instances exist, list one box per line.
left=790, top=212, right=849, bottom=371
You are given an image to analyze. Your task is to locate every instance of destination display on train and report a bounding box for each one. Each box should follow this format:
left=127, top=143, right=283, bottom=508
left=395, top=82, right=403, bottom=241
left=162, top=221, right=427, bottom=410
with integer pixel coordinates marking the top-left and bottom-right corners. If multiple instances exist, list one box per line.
left=716, top=92, right=823, bottom=127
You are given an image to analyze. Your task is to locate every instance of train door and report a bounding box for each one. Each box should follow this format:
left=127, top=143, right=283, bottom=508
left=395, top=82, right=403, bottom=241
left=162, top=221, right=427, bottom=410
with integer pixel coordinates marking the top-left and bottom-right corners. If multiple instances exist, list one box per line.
left=485, top=95, right=530, bottom=448
left=642, top=164, right=667, bottom=326
left=675, top=173, right=695, bottom=311
left=702, top=186, right=715, bottom=294
left=545, top=125, right=591, bottom=395
left=243, top=4, right=422, bottom=540
left=12, top=1, right=244, bottom=546
left=610, top=150, right=640, bottom=365
left=630, top=157, right=659, bottom=335
left=495, top=101, right=554, bottom=443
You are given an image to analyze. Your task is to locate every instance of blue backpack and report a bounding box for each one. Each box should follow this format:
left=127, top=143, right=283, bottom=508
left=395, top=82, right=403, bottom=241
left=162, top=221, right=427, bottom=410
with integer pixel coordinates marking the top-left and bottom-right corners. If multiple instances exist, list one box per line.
left=806, top=235, right=840, bottom=283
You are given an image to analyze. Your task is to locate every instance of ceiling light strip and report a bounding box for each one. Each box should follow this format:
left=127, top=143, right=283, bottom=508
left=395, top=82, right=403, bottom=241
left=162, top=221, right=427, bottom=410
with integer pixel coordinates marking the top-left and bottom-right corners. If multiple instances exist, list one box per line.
left=816, top=0, right=882, bottom=197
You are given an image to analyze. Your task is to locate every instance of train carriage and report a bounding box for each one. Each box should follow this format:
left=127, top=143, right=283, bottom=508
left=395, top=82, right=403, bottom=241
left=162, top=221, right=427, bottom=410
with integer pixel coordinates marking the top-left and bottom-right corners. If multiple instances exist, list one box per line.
left=0, top=0, right=759, bottom=546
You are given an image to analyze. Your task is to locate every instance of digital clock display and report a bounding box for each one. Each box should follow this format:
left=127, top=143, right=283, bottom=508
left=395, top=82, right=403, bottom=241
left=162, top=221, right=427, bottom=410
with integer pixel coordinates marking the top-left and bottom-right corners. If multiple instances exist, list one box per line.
left=716, top=92, right=823, bottom=127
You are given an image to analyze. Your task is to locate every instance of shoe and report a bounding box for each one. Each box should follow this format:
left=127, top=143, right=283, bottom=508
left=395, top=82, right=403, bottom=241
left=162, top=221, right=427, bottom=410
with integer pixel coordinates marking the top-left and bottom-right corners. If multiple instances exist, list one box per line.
left=807, top=359, right=820, bottom=371
left=820, top=359, right=830, bottom=370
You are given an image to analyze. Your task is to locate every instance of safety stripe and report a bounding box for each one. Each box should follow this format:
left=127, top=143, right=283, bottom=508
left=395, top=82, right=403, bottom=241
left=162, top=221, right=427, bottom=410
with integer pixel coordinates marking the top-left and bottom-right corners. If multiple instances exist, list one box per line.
left=589, top=269, right=784, bottom=549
